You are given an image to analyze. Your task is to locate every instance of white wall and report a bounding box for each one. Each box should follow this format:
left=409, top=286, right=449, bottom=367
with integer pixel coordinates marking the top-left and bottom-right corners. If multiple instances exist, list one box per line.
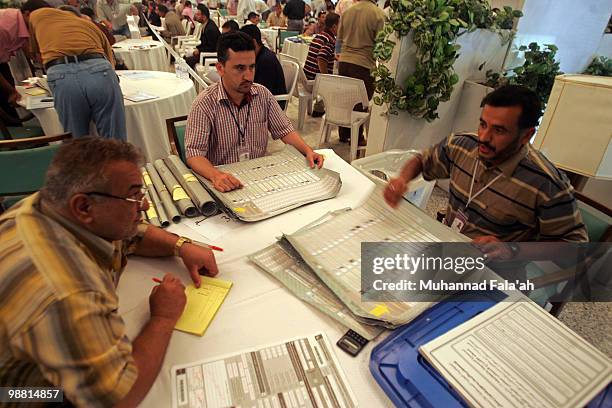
left=596, top=34, right=612, bottom=57
left=509, top=0, right=612, bottom=73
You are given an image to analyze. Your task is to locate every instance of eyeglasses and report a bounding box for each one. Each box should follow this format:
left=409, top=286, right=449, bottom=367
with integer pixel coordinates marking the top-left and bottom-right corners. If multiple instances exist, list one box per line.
left=84, top=187, right=148, bottom=208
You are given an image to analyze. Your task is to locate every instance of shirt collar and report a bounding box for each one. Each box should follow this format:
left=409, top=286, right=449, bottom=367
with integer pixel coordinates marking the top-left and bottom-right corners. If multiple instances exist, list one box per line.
left=38, top=196, right=117, bottom=269
left=476, top=143, right=528, bottom=178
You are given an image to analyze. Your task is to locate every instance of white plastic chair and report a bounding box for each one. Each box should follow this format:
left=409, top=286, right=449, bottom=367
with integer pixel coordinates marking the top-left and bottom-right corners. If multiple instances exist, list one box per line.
left=274, top=60, right=299, bottom=113
left=313, top=74, right=370, bottom=162
left=278, top=53, right=314, bottom=129
left=174, top=22, right=203, bottom=53
left=195, top=52, right=219, bottom=85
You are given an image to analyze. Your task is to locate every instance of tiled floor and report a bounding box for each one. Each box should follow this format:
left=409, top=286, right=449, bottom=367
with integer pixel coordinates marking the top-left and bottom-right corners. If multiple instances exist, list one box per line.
left=278, top=97, right=612, bottom=358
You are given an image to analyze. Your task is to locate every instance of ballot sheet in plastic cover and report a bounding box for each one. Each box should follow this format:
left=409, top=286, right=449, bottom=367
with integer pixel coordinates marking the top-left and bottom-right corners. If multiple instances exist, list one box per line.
left=197, top=146, right=342, bottom=222
left=249, top=239, right=384, bottom=340
left=284, top=188, right=467, bottom=327
left=171, top=333, right=357, bottom=408
left=420, top=301, right=612, bottom=408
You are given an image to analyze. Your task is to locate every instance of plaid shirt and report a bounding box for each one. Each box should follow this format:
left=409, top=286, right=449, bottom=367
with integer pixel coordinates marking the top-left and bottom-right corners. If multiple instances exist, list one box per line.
left=185, top=81, right=294, bottom=166
left=0, top=194, right=147, bottom=407
left=421, top=133, right=588, bottom=242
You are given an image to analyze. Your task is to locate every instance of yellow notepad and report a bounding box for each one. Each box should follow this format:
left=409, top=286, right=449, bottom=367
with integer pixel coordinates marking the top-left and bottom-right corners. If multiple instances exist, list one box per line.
left=24, top=87, right=47, bottom=96
left=175, top=277, right=232, bottom=336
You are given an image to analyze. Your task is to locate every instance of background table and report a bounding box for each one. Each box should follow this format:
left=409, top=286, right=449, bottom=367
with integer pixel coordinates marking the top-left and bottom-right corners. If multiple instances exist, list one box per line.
left=112, top=39, right=169, bottom=71
left=117, top=150, right=395, bottom=407
left=19, top=71, right=196, bottom=161
left=282, top=37, right=310, bottom=67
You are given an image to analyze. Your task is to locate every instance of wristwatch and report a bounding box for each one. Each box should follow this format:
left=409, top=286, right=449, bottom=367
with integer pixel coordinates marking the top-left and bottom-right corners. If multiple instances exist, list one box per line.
left=174, top=236, right=192, bottom=256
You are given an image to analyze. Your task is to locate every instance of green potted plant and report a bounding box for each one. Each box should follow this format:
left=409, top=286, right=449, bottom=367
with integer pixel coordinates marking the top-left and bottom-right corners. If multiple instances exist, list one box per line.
left=583, top=56, right=612, bottom=77
left=452, top=42, right=562, bottom=134
left=372, top=0, right=522, bottom=121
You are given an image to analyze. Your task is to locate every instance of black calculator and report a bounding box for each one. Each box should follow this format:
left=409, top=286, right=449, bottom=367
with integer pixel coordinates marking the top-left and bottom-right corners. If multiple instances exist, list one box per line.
left=336, top=329, right=369, bottom=356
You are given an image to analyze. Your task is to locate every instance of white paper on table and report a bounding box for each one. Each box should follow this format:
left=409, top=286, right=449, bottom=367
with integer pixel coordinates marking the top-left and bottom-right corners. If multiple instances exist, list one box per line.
left=25, top=95, right=54, bottom=109
left=123, top=91, right=159, bottom=102
left=419, top=301, right=612, bottom=408
left=118, top=71, right=157, bottom=80
left=181, top=214, right=242, bottom=242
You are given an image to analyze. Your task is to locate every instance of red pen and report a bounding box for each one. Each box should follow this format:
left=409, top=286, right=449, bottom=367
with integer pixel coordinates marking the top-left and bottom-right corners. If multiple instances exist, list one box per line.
left=193, top=239, right=224, bottom=252
left=152, top=278, right=162, bottom=284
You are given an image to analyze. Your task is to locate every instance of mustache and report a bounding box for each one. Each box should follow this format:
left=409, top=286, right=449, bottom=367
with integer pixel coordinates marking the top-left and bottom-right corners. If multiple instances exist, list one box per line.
left=478, top=141, right=495, bottom=152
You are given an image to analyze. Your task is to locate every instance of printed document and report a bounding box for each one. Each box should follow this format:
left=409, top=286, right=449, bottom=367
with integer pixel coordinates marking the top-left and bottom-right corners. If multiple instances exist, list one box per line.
left=171, top=333, right=357, bottom=408
left=420, top=301, right=612, bottom=408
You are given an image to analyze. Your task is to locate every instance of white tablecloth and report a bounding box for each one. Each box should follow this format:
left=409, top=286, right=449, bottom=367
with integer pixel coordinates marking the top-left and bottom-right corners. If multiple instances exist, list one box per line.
left=112, top=39, right=169, bottom=71
left=117, top=150, right=396, bottom=407
left=19, top=71, right=196, bottom=161
left=282, top=37, right=310, bottom=67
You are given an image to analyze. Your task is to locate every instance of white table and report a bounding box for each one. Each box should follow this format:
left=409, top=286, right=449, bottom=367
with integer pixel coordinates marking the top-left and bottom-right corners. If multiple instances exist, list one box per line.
left=282, top=37, right=310, bottom=67
left=112, top=39, right=169, bottom=72
left=19, top=71, right=196, bottom=161
left=117, top=150, right=395, bottom=407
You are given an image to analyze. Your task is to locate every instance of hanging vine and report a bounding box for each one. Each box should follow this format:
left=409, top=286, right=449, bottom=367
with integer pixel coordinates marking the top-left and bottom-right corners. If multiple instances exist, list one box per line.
left=372, top=0, right=522, bottom=121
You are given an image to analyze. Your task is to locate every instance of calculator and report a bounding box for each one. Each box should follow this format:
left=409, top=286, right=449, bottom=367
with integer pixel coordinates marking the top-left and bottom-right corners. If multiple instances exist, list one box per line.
left=336, top=329, right=369, bottom=356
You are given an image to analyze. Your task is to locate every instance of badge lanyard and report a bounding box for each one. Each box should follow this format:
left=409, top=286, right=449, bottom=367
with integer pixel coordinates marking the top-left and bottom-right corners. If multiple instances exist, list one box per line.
left=466, top=159, right=502, bottom=209
left=226, top=100, right=252, bottom=161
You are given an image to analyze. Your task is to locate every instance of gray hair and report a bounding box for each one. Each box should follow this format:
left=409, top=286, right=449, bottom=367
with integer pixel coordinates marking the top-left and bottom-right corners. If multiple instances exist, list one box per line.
left=41, top=137, right=144, bottom=207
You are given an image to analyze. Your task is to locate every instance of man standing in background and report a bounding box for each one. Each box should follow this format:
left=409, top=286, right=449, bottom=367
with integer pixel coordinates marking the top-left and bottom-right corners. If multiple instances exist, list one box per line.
left=96, top=0, right=130, bottom=37
left=22, top=0, right=126, bottom=140
left=283, top=0, right=306, bottom=32
left=336, top=0, right=384, bottom=144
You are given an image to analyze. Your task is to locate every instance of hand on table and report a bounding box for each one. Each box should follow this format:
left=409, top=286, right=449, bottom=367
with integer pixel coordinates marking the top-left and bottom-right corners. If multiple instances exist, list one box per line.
left=383, top=177, right=408, bottom=208
left=472, top=235, right=514, bottom=261
left=212, top=171, right=242, bottom=192
left=149, top=273, right=186, bottom=323
left=179, top=243, right=219, bottom=287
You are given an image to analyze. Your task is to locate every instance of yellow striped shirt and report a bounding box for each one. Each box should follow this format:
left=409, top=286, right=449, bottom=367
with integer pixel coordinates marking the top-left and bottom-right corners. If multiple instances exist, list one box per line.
left=0, top=193, right=147, bottom=407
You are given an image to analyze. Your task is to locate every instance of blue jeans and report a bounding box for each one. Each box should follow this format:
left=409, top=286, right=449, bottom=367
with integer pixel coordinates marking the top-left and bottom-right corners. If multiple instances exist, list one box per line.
left=112, top=23, right=131, bottom=37
left=47, top=58, right=127, bottom=140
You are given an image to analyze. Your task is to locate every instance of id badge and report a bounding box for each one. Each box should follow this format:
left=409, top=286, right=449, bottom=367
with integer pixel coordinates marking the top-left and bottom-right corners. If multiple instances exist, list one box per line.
left=238, top=145, right=250, bottom=162
left=450, top=209, right=468, bottom=233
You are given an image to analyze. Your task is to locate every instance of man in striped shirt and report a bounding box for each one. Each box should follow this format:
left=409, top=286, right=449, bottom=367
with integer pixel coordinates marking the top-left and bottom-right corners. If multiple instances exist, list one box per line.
left=0, top=138, right=219, bottom=407
left=384, top=86, right=587, bottom=257
left=303, top=11, right=339, bottom=116
left=185, top=31, right=324, bottom=192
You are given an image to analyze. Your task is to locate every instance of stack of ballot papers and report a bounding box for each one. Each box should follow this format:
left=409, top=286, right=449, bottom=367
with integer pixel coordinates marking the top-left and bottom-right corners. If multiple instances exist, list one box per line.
left=174, top=277, right=232, bottom=336
left=419, top=301, right=612, bottom=408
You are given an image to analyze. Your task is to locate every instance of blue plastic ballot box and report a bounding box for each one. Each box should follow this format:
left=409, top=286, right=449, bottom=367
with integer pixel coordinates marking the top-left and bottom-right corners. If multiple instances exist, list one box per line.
left=369, top=292, right=611, bottom=408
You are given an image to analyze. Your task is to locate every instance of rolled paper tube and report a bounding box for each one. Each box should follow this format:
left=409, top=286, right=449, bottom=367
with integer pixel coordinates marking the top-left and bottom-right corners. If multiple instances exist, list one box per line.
left=164, top=155, right=219, bottom=217
left=154, top=159, right=198, bottom=218
left=143, top=190, right=161, bottom=227
left=142, top=167, right=170, bottom=227
left=145, top=162, right=181, bottom=223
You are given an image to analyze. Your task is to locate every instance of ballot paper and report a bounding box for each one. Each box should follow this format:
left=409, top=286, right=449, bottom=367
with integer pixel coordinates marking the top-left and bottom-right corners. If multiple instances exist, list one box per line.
left=171, top=333, right=357, bottom=408
left=123, top=91, right=159, bottom=102
left=419, top=301, right=612, bottom=408
left=174, top=277, right=232, bottom=336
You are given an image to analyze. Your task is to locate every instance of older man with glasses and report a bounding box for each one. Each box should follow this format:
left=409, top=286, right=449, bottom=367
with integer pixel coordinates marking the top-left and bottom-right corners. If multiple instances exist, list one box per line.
left=0, top=137, right=219, bottom=407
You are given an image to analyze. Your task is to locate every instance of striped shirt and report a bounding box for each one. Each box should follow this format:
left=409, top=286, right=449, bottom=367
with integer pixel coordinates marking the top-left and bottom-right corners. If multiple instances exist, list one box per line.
left=0, top=194, right=147, bottom=407
left=303, top=31, right=336, bottom=80
left=421, top=133, right=588, bottom=242
left=185, top=81, right=294, bottom=165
